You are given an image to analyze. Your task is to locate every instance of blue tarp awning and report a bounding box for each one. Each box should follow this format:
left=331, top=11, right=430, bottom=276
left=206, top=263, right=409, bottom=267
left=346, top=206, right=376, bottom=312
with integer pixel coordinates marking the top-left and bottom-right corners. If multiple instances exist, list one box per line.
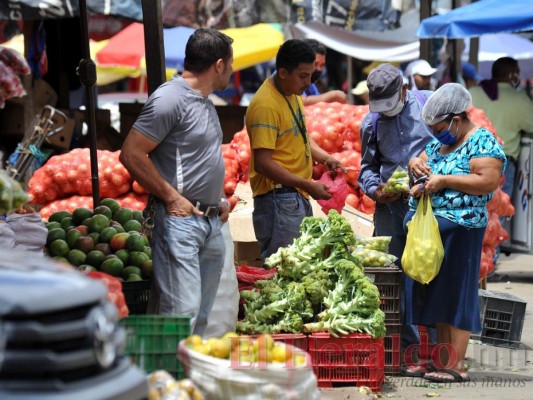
left=417, top=0, right=533, bottom=39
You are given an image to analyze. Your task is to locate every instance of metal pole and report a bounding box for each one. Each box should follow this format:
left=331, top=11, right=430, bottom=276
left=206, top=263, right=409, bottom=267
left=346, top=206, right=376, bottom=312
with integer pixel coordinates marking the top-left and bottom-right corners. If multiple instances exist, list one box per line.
left=347, top=56, right=354, bottom=104
left=77, top=0, right=100, bottom=207
left=419, top=0, right=432, bottom=62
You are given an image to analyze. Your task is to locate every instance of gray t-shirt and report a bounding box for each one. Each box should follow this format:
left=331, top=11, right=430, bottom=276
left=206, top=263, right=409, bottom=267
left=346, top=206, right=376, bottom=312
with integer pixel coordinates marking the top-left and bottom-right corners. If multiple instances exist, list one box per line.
left=133, top=76, right=225, bottom=205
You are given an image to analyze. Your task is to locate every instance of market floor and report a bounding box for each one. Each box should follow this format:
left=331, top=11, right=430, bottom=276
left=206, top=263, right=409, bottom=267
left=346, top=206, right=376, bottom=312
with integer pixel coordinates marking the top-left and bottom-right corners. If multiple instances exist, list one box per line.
left=320, top=252, right=533, bottom=399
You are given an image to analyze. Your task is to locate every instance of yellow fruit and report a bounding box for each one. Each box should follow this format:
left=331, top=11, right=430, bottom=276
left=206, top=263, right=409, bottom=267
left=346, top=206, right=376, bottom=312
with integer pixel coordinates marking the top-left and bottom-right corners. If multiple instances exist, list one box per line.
left=271, top=344, right=288, bottom=363
left=209, top=338, right=231, bottom=359
left=293, top=353, right=307, bottom=367
left=222, top=331, right=239, bottom=339
left=147, top=388, right=161, bottom=400
left=185, top=334, right=203, bottom=347
left=192, top=343, right=210, bottom=355
left=257, top=334, right=275, bottom=350
left=230, top=347, right=252, bottom=366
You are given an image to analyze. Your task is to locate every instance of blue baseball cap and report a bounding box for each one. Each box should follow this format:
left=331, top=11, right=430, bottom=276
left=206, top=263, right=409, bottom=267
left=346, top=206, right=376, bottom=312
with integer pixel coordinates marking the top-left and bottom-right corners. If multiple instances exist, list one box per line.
left=462, top=63, right=482, bottom=81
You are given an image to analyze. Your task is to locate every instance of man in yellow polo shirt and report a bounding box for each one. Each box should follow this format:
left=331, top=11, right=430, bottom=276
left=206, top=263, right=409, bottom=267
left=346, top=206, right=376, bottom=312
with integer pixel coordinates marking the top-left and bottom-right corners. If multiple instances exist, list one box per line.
left=246, top=39, right=344, bottom=262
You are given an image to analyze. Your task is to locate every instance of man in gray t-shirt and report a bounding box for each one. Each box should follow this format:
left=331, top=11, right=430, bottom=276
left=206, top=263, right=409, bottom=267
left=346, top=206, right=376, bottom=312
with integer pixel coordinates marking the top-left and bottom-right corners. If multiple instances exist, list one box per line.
left=120, top=29, right=234, bottom=336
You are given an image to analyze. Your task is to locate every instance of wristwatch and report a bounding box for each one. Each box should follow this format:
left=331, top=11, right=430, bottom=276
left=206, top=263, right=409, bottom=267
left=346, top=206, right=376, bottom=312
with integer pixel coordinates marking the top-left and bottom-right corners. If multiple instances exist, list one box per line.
left=219, top=197, right=230, bottom=209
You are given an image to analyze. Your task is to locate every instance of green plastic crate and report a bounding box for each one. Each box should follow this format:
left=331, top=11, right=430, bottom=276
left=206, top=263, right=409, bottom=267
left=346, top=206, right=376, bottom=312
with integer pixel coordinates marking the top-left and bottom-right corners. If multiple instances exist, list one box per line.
left=121, top=315, right=191, bottom=379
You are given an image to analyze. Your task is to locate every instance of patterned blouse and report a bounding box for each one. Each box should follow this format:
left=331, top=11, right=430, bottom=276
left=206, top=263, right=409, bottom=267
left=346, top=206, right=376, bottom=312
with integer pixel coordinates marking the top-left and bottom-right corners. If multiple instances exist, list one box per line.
left=409, top=128, right=506, bottom=228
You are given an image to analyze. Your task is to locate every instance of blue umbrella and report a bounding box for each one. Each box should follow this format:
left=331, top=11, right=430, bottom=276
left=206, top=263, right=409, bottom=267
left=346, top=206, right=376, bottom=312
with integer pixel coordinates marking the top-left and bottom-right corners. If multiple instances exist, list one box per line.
left=417, top=0, right=533, bottom=39
left=163, top=26, right=195, bottom=72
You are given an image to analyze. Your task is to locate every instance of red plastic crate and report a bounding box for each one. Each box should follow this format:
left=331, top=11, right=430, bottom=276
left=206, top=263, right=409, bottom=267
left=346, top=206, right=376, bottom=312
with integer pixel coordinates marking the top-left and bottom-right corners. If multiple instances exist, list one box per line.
left=313, top=366, right=382, bottom=391
left=308, top=333, right=384, bottom=390
left=270, top=333, right=308, bottom=352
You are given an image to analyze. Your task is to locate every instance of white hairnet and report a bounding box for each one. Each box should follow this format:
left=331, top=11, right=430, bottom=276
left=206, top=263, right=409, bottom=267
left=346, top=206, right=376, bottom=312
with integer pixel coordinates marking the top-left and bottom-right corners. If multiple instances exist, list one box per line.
left=421, top=83, right=472, bottom=125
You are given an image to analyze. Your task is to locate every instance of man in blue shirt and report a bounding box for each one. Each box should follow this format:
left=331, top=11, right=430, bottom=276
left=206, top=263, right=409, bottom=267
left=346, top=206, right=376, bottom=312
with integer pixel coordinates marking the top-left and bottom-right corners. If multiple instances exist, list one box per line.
left=358, top=63, right=436, bottom=375
left=301, top=39, right=347, bottom=105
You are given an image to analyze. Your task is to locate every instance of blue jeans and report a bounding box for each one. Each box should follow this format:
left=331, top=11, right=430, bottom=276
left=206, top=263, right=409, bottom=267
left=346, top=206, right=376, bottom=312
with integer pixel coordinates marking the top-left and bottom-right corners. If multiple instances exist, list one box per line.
left=253, top=191, right=313, bottom=262
left=150, top=202, right=225, bottom=336
left=375, top=200, right=437, bottom=350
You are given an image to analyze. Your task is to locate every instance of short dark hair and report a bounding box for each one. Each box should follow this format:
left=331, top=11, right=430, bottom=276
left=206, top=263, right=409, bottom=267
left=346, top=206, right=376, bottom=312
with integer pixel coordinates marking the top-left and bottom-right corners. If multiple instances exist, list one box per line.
left=184, top=28, right=233, bottom=73
left=492, top=57, right=518, bottom=79
left=276, top=39, right=316, bottom=73
left=302, top=38, right=327, bottom=56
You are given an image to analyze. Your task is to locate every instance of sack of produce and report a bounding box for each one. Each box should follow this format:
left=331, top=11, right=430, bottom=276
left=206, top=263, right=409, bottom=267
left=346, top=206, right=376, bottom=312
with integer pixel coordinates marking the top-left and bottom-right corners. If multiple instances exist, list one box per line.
left=177, top=334, right=318, bottom=400
left=0, top=221, right=16, bottom=248
left=352, top=246, right=397, bottom=268
left=205, top=224, right=239, bottom=339
left=0, top=169, right=29, bottom=213
left=7, top=212, right=47, bottom=254
left=382, top=166, right=409, bottom=195
left=353, top=236, right=391, bottom=252
left=402, top=195, right=444, bottom=284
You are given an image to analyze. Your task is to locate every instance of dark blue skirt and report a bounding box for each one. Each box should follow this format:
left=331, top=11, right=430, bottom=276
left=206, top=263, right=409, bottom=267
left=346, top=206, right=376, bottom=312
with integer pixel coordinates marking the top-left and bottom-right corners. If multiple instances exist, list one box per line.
left=403, top=212, right=485, bottom=333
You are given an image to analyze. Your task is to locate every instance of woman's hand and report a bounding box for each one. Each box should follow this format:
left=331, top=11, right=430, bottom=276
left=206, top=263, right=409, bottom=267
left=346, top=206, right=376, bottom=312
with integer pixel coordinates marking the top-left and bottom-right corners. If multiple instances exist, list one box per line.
left=423, top=174, right=447, bottom=194
left=408, top=157, right=432, bottom=178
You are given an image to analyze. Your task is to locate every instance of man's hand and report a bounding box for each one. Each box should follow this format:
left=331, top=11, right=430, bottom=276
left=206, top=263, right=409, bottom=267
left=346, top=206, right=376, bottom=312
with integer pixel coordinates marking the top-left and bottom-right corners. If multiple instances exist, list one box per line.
left=164, top=195, right=203, bottom=218
left=306, top=181, right=333, bottom=200
left=218, top=201, right=230, bottom=223
left=323, top=156, right=347, bottom=174
left=374, top=183, right=401, bottom=204
left=324, top=90, right=348, bottom=104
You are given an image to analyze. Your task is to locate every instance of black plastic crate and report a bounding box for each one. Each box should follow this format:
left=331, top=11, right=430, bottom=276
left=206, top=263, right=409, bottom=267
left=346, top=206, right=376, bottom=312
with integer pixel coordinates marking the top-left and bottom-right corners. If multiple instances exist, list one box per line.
left=122, top=280, right=152, bottom=314
left=365, top=266, right=401, bottom=323
left=472, top=289, right=527, bottom=348
left=384, top=323, right=401, bottom=376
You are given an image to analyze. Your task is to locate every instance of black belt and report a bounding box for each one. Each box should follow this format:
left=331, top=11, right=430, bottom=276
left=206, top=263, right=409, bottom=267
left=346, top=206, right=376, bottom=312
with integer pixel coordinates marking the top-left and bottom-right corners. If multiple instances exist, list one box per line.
left=257, top=185, right=298, bottom=197
left=191, top=200, right=220, bottom=217
left=273, top=185, right=298, bottom=194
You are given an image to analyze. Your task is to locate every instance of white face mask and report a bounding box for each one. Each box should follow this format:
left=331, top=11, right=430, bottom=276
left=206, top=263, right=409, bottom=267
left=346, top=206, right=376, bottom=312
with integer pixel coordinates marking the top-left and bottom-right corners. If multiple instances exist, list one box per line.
left=509, top=72, right=520, bottom=89
left=382, top=98, right=404, bottom=117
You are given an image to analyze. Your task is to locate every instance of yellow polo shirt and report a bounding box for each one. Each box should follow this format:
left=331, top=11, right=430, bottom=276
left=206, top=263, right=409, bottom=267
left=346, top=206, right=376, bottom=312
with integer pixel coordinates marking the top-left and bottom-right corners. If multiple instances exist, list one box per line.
left=245, top=78, right=312, bottom=197
left=469, top=83, right=533, bottom=160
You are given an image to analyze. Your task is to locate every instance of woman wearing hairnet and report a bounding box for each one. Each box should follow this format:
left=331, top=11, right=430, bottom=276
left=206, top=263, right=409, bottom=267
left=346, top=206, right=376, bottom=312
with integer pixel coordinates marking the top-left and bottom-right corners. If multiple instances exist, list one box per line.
left=406, top=83, right=506, bottom=383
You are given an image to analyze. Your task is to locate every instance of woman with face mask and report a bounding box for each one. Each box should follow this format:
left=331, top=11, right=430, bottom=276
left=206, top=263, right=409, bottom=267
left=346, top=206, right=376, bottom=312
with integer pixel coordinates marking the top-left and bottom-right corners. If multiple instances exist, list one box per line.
left=406, top=83, right=506, bottom=384
left=358, top=63, right=437, bottom=374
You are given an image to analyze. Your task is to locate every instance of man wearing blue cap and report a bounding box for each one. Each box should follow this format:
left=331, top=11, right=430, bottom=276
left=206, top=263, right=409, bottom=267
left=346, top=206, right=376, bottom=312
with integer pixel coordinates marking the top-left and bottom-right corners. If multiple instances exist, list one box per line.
left=358, top=63, right=436, bottom=375
left=461, top=62, right=482, bottom=89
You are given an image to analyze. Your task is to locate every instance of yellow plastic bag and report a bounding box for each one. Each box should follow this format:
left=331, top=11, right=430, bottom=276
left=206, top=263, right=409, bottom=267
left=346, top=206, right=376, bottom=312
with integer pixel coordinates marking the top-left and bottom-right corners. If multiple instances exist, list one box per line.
left=402, top=195, right=444, bottom=284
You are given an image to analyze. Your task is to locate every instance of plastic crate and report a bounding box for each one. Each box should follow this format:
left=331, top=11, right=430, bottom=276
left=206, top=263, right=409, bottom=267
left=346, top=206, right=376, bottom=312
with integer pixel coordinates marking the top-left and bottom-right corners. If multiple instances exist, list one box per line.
left=308, top=333, right=384, bottom=390
left=384, top=324, right=401, bottom=376
left=365, top=267, right=401, bottom=323
left=472, top=289, right=527, bottom=348
left=122, top=280, right=151, bottom=314
left=121, top=315, right=191, bottom=379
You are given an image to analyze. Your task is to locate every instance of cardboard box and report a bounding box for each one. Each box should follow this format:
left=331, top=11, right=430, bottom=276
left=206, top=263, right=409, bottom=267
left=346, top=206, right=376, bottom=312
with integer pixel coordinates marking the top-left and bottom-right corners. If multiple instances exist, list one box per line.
left=234, top=241, right=262, bottom=266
